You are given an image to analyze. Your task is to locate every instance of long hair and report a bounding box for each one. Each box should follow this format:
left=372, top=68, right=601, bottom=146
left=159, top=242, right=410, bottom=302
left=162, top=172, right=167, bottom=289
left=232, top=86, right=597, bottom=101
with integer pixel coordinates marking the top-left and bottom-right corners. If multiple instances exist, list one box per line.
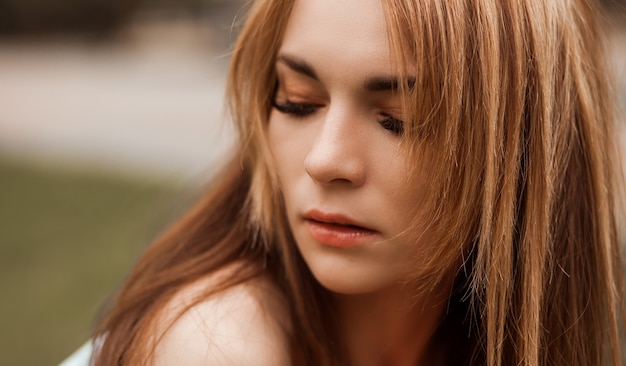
left=94, top=0, right=625, bottom=365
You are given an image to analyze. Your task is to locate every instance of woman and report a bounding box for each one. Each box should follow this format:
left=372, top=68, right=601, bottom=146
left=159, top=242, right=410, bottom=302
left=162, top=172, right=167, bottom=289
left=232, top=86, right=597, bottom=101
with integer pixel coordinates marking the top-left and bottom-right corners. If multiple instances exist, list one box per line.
left=93, top=0, right=625, bottom=365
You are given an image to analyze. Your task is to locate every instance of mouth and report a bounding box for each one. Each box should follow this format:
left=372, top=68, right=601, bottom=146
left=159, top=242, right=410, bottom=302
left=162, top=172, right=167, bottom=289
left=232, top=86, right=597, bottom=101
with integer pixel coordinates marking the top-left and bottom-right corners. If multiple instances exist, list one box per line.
left=302, top=210, right=379, bottom=247
left=303, top=210, right=375, bottom=229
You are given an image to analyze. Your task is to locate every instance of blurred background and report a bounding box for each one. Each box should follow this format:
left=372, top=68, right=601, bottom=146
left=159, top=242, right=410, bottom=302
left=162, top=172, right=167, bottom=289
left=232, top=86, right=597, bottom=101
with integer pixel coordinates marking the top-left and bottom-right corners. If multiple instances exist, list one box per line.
left=0, top=0, right=624, bottom=365
left=0, top=0, right=243, bottom=364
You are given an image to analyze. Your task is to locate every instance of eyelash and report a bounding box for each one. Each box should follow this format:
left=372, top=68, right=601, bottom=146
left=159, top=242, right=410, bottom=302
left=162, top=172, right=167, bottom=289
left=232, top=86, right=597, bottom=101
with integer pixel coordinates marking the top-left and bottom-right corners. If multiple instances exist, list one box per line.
left=272, top=100, right=319, bottom=117
left=272, top=99, right=405, bottom=135
left=377, top=115, right=404, bottom=135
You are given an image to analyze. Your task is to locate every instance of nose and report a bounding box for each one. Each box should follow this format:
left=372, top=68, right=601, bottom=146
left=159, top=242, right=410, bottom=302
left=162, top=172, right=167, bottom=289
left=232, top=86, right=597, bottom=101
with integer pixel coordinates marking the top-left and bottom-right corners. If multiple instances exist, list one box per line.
left=304, top=106, right=367, bottom=187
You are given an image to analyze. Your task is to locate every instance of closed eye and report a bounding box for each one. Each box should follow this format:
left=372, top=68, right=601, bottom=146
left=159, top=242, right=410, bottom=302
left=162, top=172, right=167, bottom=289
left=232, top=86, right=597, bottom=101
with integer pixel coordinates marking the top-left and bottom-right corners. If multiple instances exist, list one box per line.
left=272, top=100, right=321, bottom=117
left=377, top=114, right=404, bottom=135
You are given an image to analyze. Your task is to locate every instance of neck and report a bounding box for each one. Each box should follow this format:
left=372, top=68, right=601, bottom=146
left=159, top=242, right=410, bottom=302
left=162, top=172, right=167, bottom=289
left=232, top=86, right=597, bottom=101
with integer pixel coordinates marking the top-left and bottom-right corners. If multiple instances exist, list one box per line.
left=334, top=284, right=449, bottom=366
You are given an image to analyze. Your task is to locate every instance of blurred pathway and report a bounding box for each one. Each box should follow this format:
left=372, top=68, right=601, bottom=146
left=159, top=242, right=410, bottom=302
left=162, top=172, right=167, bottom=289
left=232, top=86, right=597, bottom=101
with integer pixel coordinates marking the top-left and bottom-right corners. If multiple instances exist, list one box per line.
left=0, top=19, right=236, bottom=183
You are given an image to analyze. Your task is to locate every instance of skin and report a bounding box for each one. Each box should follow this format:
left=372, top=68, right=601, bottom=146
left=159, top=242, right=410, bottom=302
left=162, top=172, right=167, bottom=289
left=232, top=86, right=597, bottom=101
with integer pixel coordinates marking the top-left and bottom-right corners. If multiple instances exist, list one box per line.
left=269, top=0, right=424, bottom=298
left=153, top=263, right=292, bottom=365
left=268, top=0, right=450, bottom=364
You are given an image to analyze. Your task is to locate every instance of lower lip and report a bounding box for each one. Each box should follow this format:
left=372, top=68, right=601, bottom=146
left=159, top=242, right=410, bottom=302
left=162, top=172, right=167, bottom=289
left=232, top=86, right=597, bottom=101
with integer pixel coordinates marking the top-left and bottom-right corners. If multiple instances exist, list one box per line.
left=304, top=219, right=379, bottom=247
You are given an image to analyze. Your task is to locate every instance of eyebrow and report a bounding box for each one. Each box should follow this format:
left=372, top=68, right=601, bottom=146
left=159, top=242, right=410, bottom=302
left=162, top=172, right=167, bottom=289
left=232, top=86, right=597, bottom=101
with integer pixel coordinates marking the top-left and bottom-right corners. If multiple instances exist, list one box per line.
left=276, top=54, right=416, bottom=92
left=276, top=55, right=319, bottom=80
left=364, top=76, right=416, bottom=92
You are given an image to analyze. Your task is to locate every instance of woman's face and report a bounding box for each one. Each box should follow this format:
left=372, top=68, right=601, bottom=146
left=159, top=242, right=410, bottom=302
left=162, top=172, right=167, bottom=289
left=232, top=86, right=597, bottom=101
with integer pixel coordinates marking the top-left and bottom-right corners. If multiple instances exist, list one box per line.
left=268, top=0, right=429, bottom=294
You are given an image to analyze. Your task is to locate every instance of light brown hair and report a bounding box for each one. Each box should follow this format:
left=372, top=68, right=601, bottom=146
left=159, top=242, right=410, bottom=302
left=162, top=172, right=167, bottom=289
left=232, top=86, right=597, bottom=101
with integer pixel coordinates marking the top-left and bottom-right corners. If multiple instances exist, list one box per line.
left=94, top=0, right=625, bottom=365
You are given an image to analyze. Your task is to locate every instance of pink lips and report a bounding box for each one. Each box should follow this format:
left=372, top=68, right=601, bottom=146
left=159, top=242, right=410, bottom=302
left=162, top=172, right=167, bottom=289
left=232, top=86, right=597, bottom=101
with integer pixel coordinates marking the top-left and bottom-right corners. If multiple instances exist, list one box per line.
left=303, top=210, right=379, bottom=247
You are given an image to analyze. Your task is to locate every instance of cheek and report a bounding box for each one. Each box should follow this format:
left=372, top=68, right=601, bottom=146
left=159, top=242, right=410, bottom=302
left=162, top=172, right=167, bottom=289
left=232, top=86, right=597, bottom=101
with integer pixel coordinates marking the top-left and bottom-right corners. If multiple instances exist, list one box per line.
left=267, top=114, right=309, bottom=196
left=268, top=113, right=293, bottom=175
left=378, top=148, right=417, bottom=200
left=381, top=155, right=431, bottom=231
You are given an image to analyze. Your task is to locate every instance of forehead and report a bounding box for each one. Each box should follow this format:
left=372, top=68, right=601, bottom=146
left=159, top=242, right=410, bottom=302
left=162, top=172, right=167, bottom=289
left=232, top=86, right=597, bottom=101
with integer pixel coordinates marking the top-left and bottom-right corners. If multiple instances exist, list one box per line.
left=279, top=0, right=394, bottom=78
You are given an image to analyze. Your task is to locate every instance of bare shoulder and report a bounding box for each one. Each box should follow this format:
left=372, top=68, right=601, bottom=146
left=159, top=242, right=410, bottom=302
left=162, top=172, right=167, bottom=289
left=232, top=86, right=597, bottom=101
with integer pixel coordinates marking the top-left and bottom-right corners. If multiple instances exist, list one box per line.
left=152, top=263, right=292, bottom=366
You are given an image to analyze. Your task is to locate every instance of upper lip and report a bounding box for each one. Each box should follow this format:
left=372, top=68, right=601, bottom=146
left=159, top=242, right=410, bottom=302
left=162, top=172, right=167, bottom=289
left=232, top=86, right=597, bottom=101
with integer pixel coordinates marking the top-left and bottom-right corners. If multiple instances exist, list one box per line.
left=302, top=209, right=377, bottom=231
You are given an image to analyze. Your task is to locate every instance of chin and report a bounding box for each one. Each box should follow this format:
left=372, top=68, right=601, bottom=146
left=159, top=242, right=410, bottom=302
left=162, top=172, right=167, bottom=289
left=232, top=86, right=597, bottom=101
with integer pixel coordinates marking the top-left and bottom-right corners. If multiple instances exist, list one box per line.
left=315, top=277, right=382, bottom=295
left=304, top=255, right=397, bottom=295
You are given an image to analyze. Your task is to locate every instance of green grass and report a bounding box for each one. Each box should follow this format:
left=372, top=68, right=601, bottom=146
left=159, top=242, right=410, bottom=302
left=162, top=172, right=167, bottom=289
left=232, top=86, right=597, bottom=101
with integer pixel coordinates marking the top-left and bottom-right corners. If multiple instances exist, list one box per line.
left=0, top=156, right=187, bottom=366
